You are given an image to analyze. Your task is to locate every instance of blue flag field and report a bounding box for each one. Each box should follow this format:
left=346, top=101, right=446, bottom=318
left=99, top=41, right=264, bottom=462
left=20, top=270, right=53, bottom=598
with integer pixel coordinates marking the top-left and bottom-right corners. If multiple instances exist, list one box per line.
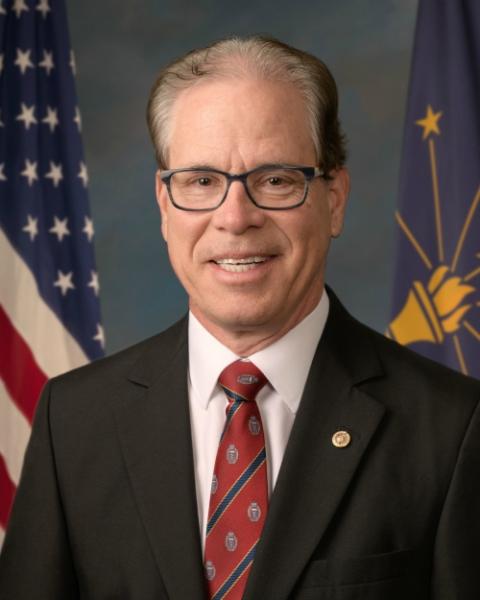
left=388, top=0, right=480, bottom=378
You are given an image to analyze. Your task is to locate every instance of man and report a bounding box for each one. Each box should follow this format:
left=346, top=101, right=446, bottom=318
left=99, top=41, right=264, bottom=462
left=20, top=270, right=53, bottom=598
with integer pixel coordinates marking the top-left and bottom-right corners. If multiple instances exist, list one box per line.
left=1, top=36, right=479, bottom=599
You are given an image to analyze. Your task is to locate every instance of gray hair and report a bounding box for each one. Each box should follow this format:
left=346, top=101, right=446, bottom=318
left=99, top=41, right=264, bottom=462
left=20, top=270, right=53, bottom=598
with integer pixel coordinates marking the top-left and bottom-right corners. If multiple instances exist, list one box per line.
left=146, top=35, right=347, bottom=173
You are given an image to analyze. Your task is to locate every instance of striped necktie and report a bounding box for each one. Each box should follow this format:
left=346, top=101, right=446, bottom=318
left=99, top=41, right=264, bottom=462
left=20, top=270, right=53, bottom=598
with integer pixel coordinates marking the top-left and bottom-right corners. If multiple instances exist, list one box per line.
left=204, top=359, right=269, bottom=600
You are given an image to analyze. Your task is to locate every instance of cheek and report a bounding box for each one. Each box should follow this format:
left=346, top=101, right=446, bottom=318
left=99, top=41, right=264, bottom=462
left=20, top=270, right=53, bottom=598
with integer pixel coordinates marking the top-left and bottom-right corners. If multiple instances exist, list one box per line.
left=165, top=232, right=196, bottom=294
left=165, top=213, right=208, bottom=272
left=288, top=207, right=330, bottom=258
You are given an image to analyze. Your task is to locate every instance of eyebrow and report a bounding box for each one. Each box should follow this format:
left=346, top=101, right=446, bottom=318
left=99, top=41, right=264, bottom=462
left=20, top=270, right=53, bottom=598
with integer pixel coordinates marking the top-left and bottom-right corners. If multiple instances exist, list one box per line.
left=172, top=162, right=303, bottom=172
left=177, top=164, right=218, bottom=170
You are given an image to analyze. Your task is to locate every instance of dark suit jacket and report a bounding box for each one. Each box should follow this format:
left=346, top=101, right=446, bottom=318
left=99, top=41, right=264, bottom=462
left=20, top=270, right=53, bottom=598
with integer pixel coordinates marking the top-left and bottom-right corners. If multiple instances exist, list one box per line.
left=1, top=292, right=480, bottom=599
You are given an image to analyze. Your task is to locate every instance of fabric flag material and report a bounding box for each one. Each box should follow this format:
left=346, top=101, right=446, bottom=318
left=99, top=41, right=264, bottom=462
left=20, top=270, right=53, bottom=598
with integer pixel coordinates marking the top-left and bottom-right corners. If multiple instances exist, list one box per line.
left=388, top=0, right=480, bottom=378
left=0, top=0, right=104, bottom=546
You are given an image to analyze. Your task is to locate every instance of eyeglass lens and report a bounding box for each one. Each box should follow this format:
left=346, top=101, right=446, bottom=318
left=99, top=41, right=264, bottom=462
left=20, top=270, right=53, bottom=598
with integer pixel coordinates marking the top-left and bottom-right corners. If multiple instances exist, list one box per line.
left=169, top=167, right=308, bottom=209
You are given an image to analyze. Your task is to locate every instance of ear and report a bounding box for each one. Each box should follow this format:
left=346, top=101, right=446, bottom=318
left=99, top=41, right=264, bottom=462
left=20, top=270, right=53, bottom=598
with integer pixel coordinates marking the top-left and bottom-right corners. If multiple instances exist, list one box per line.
left=155, top=170, right=169, bottom=242
left=327, top=167, right=350, bottom=238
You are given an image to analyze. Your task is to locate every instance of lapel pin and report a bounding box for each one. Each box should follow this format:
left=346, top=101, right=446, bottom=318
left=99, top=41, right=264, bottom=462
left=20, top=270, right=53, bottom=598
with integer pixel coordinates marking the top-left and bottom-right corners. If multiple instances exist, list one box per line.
left=332, top=430, right=351, bottom=448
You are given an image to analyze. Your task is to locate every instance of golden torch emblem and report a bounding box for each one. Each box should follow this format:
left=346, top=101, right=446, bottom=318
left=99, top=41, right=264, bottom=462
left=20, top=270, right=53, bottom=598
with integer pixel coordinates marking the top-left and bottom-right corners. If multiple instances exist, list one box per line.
left=387, top=266, right=475, bottom=345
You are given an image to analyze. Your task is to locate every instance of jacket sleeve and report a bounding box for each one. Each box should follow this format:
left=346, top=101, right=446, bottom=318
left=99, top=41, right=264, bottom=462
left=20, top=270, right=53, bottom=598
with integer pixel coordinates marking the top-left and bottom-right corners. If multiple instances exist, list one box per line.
left=431, top=399, right=480, bottom=599
left=0, top=381, right=79, bottom=599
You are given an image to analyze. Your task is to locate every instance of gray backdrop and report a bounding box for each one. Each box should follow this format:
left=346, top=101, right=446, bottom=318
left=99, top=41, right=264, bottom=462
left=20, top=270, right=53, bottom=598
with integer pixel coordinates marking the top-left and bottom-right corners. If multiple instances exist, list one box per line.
left=66, top=0, right=418, bottom=354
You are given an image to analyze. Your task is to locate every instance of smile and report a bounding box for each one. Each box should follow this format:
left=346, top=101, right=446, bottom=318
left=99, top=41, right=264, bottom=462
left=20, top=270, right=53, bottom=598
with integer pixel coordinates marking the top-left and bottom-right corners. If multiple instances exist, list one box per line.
left=213, top=256, right=271, bottom=272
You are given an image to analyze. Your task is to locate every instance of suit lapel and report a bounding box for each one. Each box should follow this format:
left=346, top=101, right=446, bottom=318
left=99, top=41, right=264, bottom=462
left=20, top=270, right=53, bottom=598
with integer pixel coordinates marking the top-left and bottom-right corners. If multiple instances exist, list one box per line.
left=244, top=293, right=386, bottom=600
left=113, top=319, right=207, bottom=600
left=110, top=293, right=387, bottom=600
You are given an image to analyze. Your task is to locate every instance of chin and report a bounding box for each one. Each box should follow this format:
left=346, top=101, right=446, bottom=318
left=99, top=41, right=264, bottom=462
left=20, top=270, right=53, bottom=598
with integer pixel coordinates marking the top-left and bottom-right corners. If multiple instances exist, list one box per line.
left=202, top=303, right=279, bottom=332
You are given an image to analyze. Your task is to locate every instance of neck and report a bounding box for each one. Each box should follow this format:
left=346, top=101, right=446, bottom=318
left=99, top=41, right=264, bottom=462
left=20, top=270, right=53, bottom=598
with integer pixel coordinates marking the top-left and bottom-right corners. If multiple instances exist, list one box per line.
left=190, top=292, right=323, bottom=356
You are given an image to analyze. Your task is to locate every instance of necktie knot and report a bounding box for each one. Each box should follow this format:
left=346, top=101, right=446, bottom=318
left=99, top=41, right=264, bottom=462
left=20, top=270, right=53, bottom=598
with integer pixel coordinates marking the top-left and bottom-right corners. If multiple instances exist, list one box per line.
left=218, top=359, right=267, bottom=403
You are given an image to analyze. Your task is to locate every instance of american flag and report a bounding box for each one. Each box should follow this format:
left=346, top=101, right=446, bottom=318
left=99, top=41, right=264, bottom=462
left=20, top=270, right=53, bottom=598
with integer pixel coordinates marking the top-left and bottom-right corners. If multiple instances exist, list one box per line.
left=0, top=0, right=104, bottom=546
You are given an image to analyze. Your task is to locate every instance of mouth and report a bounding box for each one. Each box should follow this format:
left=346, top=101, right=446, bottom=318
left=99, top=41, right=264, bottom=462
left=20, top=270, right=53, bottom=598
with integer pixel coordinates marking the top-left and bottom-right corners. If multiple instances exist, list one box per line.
left=211, top=256, right=273, bottom=272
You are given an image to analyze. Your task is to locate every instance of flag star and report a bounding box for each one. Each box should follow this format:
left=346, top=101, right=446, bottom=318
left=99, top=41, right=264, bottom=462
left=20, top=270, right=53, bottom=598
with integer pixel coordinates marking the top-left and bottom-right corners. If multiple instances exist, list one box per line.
left=42, top=106, right=59, bottom=132
left=54, top=270, right=75, bottom=296
left=20, top=159, right=38, bottom=186
left=38, top=49, right=54, bottom=74
left=88, top=271, right=100, bottom=296
left=14, top=48, right=34, bottom=74
left=69, top=49, right=76, bottom=75
left=22, top=215, right=39, bottom=241
left=73, top=106, right=82, bottom=132
left=45, top=161, right=63, bottom=187
left=416, top=105, right=443, bottom=140
left=49, top=216, right=70, bottom=241
left=93, top=324, right=105, bottom=349
left=78, top=161, right=89, bottom=187
left=16, top=103, right=37, bottom=130
left=12, top=0, right=29, bottom=18
left=0, top=163, right=6, bottom=181
left=35, top=0, right=50, bottom=18
left=82, top=216, right=94, bottom=241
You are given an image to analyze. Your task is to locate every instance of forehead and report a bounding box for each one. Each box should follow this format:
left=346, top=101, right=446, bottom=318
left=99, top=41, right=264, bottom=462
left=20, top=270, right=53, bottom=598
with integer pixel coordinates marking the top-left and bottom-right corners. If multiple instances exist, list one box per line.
left=167, top=77, right=316, bottom=168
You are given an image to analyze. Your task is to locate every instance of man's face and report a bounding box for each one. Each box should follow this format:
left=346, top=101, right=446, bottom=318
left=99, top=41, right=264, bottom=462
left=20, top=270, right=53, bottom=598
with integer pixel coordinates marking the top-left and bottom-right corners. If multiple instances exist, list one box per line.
left=156, top=77, right=349, bottom=342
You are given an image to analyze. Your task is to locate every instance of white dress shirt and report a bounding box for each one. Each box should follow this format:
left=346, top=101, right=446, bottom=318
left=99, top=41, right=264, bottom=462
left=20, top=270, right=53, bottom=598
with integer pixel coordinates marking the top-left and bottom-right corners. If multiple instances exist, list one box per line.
left=188, top=290, right=329, bottom=549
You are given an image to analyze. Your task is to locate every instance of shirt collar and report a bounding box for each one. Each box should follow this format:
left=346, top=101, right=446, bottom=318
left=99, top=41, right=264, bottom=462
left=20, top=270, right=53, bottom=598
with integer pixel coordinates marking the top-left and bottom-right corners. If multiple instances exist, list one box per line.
left=188, top=290, right=329, bottom=413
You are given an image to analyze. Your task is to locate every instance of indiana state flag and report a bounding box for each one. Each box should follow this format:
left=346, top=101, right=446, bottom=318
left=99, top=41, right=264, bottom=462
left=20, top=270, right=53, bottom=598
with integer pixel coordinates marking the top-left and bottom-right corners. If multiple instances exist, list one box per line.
left=388, top=0, right=480, bottom=378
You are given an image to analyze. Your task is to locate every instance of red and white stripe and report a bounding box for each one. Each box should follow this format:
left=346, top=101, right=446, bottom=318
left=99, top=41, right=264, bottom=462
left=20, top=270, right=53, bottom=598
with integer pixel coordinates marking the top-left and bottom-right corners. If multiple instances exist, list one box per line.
left=0, top=229, right=88, bottom=544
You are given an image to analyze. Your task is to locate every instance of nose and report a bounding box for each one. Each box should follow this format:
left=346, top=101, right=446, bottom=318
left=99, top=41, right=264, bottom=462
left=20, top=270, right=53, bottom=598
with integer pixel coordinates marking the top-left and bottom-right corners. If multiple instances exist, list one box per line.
left=211, top=180, right=266, bottom=234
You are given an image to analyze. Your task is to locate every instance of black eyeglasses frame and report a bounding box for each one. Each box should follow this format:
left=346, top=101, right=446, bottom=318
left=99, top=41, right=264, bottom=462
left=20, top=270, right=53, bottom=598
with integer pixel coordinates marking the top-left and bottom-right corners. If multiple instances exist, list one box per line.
left=158, top=164, right=326, bottom=212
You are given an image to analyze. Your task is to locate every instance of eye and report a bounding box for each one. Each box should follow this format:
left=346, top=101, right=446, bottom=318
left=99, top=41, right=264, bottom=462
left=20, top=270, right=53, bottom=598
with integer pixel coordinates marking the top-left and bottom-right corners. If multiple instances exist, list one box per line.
left=189, top=172, right=223, bottom=187
left=267, top=176, right=283, bottom=186
left=262, top=173, right=296, bottom=187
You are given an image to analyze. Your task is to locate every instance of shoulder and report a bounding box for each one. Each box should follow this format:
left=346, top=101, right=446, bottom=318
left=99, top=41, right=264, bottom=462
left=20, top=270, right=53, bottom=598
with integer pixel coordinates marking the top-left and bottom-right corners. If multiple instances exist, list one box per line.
left=326, top=289, right=480, bottom=423
left=354, top=319, right=480, bottom=441
left=369, top=322, right=479, bottom=401
left=43, top=316, right=188, bottom=413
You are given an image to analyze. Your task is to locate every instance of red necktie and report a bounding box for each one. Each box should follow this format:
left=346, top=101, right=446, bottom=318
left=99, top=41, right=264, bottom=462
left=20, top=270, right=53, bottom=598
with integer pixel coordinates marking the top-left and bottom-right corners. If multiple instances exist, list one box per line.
left=204, top=360, right=268, bottom=600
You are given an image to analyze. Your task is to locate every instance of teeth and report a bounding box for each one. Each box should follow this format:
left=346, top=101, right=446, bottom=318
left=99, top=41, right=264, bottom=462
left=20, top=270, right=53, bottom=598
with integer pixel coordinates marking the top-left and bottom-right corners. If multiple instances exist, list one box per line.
left=217, top=263, right=257, bottom=272
left=214, top=256, right=269, bottom=272
left=215, top=256, right=268, bottom=265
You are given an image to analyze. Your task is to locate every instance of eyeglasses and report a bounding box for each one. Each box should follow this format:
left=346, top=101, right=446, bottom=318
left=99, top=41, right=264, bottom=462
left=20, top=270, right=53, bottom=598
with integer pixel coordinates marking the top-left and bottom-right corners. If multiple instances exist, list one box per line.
left=159, top=164, right=326, bottom=211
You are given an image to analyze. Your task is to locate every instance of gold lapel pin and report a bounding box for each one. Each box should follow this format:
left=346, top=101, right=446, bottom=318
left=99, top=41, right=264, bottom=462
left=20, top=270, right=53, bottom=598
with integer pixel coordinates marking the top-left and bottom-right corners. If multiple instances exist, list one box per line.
left=332, top=430, right=351, bottom=448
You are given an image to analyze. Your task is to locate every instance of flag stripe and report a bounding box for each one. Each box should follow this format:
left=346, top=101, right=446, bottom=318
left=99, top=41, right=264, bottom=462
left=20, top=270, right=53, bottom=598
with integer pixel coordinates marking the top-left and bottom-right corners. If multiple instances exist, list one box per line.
left=0, top=453, right=16, bottom=529
left=0, top=1, right=104, bottom=544
left=0, top=305, right=47, bottom=424
left=0, top=379, right=31, bottom=485
left=0, top=229, right=88, bottom=378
